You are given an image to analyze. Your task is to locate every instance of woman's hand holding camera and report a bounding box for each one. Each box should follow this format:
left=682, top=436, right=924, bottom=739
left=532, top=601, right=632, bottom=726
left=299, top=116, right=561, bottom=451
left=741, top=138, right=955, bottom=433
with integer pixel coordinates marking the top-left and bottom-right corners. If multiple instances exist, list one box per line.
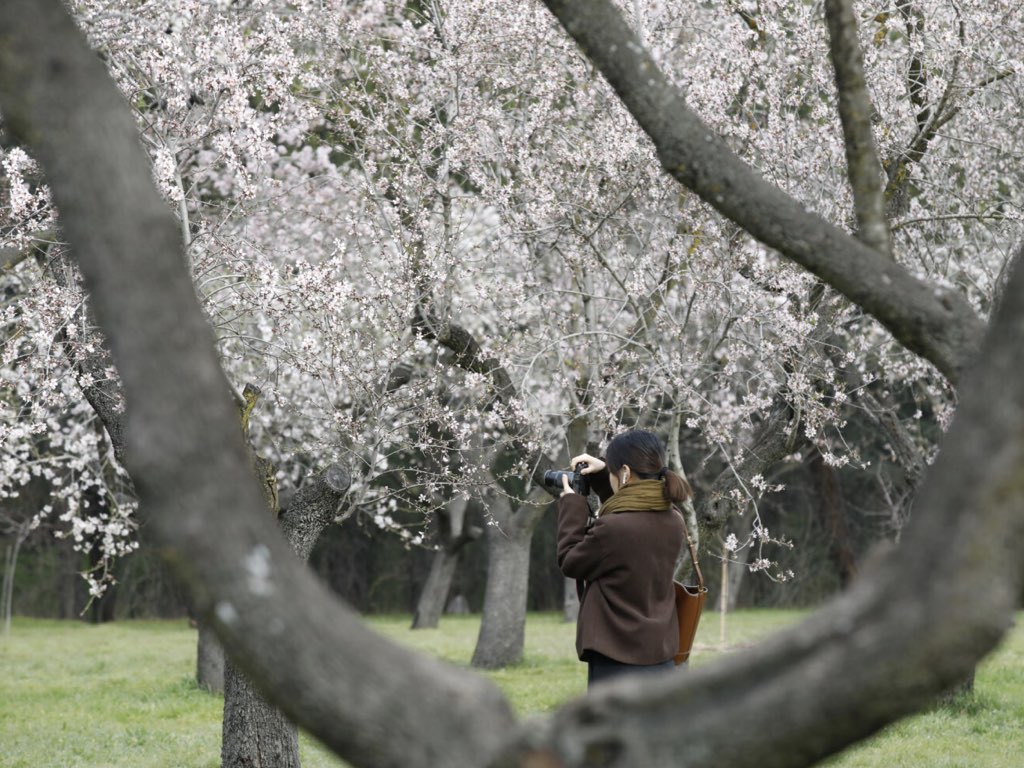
left=570, top=454, right=605, bottom=475
left=559, top=454, right=605, bottom=496
left=559, top=475, right=575, bottom=496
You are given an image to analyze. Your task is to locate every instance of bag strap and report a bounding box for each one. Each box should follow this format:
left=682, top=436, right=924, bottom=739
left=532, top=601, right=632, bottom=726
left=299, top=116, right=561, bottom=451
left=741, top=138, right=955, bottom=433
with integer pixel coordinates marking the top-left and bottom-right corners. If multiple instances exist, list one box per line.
left=679, top=506, right=705, bottom=590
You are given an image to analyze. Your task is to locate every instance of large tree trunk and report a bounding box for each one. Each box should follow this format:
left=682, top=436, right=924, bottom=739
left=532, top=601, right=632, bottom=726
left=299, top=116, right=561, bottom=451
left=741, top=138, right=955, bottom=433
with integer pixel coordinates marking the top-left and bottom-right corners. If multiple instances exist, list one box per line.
left=219, top=485, right=295, bottom=768
left=222, top=657, right=301, bottom=768
left=222, top=465, right=351, bottom=768
left=472, top=509, right=534, bottom=669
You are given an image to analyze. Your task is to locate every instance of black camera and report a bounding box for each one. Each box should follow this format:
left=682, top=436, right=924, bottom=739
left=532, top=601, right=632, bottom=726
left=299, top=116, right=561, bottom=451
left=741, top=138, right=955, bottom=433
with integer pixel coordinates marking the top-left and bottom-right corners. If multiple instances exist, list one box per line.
left=543, top=462, right=590, bottom=496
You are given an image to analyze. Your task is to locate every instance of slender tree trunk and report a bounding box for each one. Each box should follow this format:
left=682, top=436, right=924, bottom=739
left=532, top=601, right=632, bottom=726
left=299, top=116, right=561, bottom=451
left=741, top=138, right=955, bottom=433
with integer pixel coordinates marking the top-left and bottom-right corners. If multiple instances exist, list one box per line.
left=413, top=548, right=461, bottom=629
left=471, top=487, right=544, bottom=669
left=414, top=548, right=462, bottom=628
left=2, top=524, right=29, bottom=635
left=412, top=495, right=477, bottom=630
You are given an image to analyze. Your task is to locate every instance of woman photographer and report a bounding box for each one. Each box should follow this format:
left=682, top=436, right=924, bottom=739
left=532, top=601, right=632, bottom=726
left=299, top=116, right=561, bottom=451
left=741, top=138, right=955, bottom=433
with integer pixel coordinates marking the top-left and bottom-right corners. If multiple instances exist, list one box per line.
left=556, top=429, right=693, bottom=688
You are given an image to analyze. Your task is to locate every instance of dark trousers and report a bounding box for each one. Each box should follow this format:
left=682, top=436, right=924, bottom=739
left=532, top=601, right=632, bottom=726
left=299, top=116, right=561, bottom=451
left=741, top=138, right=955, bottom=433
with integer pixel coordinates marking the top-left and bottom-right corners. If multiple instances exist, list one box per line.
left=586, top=652, right=676, bottom=689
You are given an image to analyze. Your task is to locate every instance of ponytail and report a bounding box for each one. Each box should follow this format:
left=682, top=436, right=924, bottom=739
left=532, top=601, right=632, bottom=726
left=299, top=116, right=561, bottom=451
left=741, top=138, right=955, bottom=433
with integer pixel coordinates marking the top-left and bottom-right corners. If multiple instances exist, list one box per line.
left=662, top=468, right=693, bottom=506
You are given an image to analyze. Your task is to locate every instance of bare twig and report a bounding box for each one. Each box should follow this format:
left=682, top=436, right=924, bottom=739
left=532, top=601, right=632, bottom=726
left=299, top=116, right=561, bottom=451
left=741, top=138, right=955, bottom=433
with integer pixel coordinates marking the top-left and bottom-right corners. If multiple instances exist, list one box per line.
left=825, top=0, right=892, bottom=257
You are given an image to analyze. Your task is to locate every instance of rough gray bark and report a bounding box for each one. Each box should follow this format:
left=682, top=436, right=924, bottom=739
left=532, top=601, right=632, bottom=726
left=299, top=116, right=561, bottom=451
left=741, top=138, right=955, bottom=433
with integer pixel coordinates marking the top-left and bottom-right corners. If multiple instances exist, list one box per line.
left=539, top=0, right=983, bottom=386
left=222, top=465, right=350, bottom=768
left=471, top=492, right=539, bottom=669
left=697, top=400, right=798, bottom=531
left=222, top=657, right=300, bottom=768
left=277, top=465, right=351, bottom=561
left=5, top=4, right=1024, bottom=768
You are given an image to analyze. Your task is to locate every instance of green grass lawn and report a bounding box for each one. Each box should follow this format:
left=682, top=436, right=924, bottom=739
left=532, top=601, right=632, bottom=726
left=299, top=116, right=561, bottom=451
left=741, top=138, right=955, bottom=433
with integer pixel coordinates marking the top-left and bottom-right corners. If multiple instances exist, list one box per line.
left=1, top=610, right=1021, bottom=767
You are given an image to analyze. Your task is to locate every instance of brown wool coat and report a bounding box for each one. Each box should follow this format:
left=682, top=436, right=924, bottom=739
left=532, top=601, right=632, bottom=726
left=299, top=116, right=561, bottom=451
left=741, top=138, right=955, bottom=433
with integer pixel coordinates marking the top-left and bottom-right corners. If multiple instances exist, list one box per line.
left=556, top=470, right=685, bottom=665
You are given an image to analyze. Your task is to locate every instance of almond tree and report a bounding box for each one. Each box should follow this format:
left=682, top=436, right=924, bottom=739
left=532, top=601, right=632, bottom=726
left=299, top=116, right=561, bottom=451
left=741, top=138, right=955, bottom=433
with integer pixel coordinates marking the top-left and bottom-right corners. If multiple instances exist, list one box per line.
left=6, top=7, right=1024, bottom=768
left=2, top=3, right=1024, bottom=765
left=4, top=0, right=1024, bottom=767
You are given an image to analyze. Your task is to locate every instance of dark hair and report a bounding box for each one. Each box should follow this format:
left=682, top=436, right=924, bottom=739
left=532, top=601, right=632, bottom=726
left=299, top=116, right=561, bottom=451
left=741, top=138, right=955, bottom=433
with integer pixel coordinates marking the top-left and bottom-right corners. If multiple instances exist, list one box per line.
left=605, top=429, right=693, bottom=505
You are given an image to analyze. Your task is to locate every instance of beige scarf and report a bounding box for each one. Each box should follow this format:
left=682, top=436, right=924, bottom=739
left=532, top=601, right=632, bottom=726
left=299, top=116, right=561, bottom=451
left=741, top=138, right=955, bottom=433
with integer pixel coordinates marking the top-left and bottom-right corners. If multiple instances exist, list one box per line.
left=598, top=479, right=670, bottom=516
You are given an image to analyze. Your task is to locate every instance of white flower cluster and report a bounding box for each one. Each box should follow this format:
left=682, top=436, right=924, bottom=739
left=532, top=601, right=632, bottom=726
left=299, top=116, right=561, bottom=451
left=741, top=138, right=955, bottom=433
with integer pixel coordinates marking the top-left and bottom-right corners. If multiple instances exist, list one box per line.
left=3, top=0, right=1021, bottom=594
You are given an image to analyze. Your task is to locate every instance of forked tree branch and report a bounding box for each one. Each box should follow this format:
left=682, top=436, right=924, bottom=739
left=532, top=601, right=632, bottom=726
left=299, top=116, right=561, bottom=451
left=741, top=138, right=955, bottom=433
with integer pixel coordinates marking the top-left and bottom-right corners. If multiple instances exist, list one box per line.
left=413, top=305, right=556, bottom=494
left=0, top=229, right=56, bottom=271
left=44, top=251, right=130, bottom=465
left=539, top=0, right=983, bottom=386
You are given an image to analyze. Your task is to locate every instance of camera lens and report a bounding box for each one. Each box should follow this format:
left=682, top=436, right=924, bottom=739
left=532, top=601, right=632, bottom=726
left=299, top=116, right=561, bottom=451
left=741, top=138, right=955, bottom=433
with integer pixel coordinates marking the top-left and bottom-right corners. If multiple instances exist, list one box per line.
left=543, top=470, right=568, bottom=488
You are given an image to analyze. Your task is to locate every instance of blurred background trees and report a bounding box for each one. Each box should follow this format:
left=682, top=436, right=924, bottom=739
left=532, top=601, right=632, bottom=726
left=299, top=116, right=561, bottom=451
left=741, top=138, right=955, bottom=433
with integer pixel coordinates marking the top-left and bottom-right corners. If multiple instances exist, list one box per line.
left=3, top=0, right=1022, bottom=628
